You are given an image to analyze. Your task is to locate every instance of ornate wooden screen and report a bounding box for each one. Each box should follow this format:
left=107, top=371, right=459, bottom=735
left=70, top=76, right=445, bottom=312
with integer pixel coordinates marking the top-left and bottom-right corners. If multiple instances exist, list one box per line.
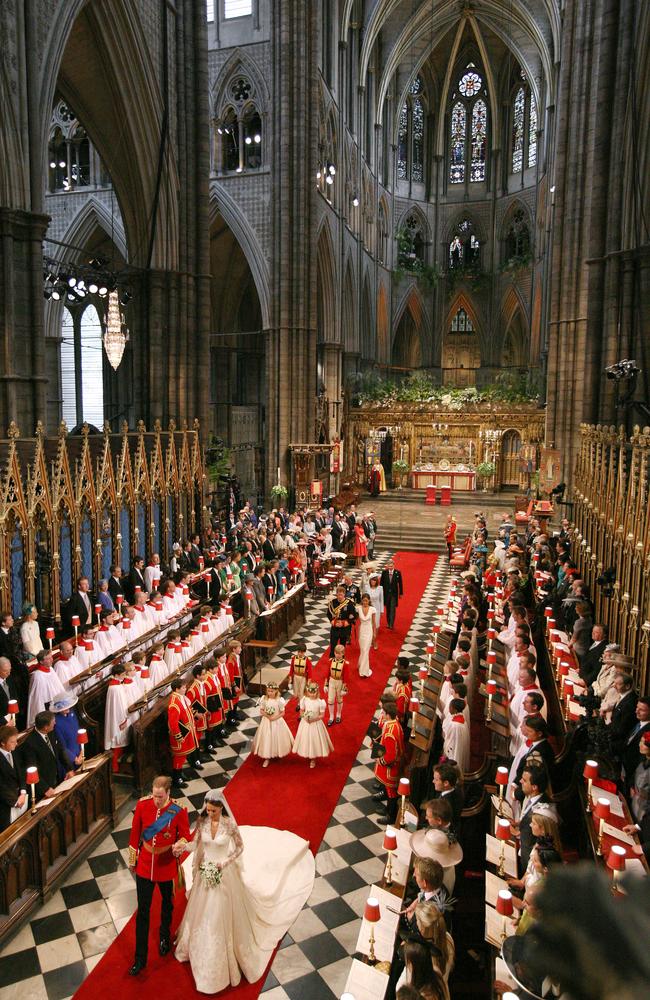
left=0, top=420, right=205, bottom=622
left=572, top=424, right=650, bottom=693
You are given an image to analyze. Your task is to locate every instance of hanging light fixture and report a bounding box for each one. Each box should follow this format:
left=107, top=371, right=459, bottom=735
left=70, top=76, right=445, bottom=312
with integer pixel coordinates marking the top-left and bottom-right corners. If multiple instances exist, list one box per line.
left=103, top=289, right=129, bottom=370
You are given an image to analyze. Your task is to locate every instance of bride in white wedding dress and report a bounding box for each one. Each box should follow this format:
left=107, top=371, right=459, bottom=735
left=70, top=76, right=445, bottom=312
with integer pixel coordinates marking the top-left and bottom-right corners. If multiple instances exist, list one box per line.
left=173, top=790, right=315, bottom=994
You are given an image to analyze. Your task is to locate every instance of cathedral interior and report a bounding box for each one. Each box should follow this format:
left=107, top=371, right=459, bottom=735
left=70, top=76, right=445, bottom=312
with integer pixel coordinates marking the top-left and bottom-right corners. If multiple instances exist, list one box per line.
left=0, top=2, right=649, bottom=999
left=0, top=0, right=647, bottom=497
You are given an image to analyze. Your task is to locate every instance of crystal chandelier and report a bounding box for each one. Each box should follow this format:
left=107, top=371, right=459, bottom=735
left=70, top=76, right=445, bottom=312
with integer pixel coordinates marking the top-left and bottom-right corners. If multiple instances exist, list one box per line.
left=103, top=290, right=129, bottom=369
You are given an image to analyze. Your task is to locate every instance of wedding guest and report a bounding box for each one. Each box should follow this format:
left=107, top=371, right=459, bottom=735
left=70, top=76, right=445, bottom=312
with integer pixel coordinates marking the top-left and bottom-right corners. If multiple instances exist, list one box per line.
left=362, top=570, right=385, bottom=624
left=252, top=682, right=293, bottom=767
left=52, top=694, right=84, bottom=770
left=0, top=724, right=27, bottom=832
left=21, top=710, right=74, bottom=800
left=357, top=593, right=378, bottom=678
left=20, top=603, right=43, bottom=658
left=380, top=558, right=404, bottom=630
left=292, top=680, right=333, bottom=768
left=96, top=579, right=115, bottom=613
left=0, top=658, right=22, bottom=727
left=432, top=762, right=464, bottom=831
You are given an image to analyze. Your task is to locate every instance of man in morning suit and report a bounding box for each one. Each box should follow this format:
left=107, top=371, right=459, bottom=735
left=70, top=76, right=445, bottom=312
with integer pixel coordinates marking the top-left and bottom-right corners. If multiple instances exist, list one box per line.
left=0, top=657, right=22, bottom=726
left=128, top=774, right=190, bottom=976
left=578, top=624, right=608, bottom=686
left=609, top=673, right=638, bottom=760
left=126, top=556, right=147, bottom=601
left=64, top=576, right=94, bottom=630
left=107, top=565, right=124, bottom=604
left=621, top=697, right=650, bottom=788
left=21, top=710, right=74, bottom=801
left=0, top=724, right=26, bottom=832
left=380, top=558, right=404, bottom=629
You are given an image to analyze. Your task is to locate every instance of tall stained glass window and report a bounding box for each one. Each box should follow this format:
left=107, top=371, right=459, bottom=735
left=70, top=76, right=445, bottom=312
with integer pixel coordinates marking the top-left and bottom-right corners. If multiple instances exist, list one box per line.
left=397, top=104, right=408, bottom=179
left=470, top=99, right=487, bottom=181
left=412, top=97, right=424, bottom=181
left=512, top=86, right=525, bottom=172
left=397, top=76, right=427, bottom=183
left=511, top=78, right=538, bottom=173
left=528, top=97, right=537, bottom=167
left=449, top=63, right=488, bottom=185
left=449, top=102, right=466, bottom=184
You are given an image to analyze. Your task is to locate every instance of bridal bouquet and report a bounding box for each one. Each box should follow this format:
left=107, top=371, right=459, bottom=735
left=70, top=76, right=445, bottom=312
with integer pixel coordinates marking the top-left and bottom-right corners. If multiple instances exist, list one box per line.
left=264, top=704, right=277, bottom=717
left=199, top=861, right=223, bottom=888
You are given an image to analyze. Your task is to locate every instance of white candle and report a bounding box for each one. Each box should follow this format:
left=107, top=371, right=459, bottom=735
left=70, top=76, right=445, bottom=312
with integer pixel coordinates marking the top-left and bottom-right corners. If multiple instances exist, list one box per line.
left=277, top=467, right=281, bottom=482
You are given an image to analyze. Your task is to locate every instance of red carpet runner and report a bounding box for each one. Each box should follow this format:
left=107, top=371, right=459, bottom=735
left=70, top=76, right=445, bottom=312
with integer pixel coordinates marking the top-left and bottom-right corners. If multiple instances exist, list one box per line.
left=74, top=551, right=437, bottom=1000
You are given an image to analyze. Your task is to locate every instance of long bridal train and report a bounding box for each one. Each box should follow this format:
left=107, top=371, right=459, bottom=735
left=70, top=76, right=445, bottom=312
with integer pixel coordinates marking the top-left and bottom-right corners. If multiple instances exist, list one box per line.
left=175, top=824, right=315, bottom=994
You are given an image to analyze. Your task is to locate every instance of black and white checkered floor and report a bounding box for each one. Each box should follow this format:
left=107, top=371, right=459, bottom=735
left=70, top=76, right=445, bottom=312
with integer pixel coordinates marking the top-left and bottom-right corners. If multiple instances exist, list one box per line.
left=0, top=550, right=450, bottom=1000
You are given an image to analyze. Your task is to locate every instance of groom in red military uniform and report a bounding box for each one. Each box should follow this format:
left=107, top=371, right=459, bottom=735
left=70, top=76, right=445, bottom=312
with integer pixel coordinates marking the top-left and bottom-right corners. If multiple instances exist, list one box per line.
left=128, top=775, right=190, bottom=976
left=373, top=702, right=404, bottom=825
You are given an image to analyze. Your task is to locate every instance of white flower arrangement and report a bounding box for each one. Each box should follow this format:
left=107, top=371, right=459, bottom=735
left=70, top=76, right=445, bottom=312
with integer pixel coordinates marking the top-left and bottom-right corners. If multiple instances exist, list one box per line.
left=264, top=704, right=277, bottom=717
left=199, top=860, right=223, bottom=888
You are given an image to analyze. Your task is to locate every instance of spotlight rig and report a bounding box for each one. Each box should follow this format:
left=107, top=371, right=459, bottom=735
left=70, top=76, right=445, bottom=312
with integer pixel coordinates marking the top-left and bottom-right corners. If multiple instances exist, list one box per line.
left=43, top=255, right=132, bottom=308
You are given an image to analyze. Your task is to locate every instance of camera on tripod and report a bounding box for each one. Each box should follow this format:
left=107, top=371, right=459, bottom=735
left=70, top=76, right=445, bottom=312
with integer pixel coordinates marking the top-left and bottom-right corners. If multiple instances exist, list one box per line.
left=596, top=566, right=616, bottom=598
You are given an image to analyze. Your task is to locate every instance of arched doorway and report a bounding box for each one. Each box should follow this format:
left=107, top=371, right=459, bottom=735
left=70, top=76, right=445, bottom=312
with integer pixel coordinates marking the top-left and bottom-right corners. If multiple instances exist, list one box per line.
left=442, top=306, right=480, bottom=386
left=392, top=292, right=423, bottom=369
left=210, top=213, right=264, bottom=498
left=500, top=429, right=522, bottom=488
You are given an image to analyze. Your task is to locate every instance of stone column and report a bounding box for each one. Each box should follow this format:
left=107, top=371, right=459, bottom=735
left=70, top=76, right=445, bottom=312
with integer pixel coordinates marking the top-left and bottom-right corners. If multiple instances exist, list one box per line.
left=546, top=0, right=636, bottom=476
left=0, top=208, right=49, bottom=432
left=266, top=1, right=318, bottom=494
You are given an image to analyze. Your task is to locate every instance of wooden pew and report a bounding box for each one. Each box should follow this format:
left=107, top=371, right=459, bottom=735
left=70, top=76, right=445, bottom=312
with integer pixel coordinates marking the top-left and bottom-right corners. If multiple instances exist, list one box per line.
left=0, top=753, right=114, bottom=945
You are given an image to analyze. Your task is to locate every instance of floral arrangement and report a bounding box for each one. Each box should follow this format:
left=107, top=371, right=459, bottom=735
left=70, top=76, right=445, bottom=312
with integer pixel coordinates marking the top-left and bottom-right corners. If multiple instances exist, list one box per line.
left=476, top=461, right=496, bottom=479
left=199, top=860, right=223, bottom=888
left=264, top=703, right=277, bottom=717
left=355, top=371, right=537, bottom=408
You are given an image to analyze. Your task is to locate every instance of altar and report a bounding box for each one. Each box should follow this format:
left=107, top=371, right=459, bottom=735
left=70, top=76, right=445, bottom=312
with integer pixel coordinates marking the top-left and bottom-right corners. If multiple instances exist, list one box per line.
left=411, top=467, right=476, bottom=491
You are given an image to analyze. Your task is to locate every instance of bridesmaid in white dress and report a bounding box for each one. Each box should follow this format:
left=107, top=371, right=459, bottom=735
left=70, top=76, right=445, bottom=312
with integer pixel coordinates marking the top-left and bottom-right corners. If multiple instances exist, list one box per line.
left=251, top=682, right=293, bottom=767
left=174, top=792, right=314, bottom=994
left=292, top=681, right=333, bottom=768
left=357, top=593, right=377, bottom=678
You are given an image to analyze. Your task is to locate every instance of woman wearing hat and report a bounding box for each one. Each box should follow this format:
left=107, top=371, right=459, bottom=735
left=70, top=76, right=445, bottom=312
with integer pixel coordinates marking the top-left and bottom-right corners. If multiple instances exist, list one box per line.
left=52, top=694, right=84, bottom=769
left=20, top=603, right=43, bottom=658
left=173, top=790, right=314, bottom=993
left=410, top=800, right=463, bottom=894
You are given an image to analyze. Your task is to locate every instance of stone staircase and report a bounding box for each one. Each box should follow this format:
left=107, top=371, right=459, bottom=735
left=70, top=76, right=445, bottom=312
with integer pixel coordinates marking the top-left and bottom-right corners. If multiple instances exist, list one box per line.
left=367, top=489, right=512, bottom=553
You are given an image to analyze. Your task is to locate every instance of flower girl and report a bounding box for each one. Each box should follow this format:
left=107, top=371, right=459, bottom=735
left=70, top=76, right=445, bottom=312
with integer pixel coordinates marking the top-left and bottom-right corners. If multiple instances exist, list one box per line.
left=292, top=681, right=333, bottom=768
left=251, top=682, right=293, bottom=767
